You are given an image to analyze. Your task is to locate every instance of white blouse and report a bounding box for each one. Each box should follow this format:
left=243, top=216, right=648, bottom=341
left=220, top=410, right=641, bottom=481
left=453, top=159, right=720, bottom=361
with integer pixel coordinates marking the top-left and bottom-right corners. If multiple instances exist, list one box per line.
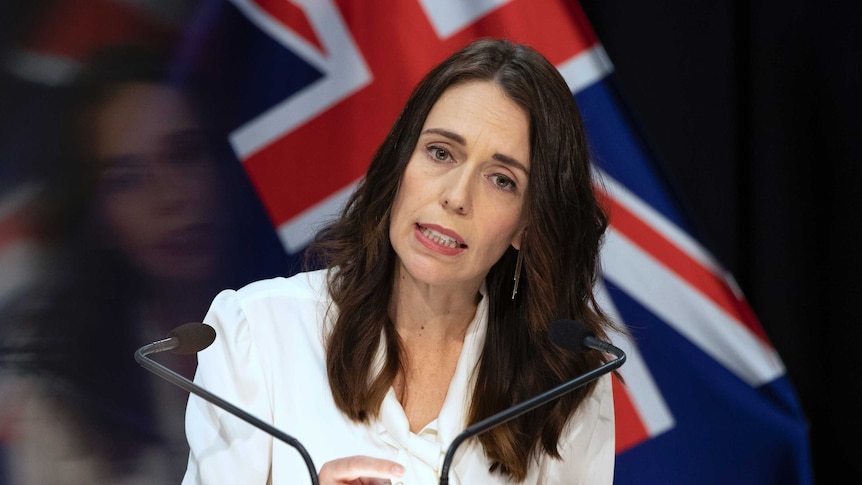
left=182, top=270, right=615, bottom=485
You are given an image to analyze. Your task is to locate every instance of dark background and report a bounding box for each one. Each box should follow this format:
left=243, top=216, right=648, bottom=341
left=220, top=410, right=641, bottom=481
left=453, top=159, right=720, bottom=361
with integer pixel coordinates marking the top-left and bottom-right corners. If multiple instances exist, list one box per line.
left=580, top=1, right=861, bottom=483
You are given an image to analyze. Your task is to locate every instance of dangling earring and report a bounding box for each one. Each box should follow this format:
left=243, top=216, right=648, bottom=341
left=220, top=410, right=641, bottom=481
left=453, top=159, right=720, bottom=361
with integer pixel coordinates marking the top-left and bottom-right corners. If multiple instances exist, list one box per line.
left=511, top=249, right=523, bottom=300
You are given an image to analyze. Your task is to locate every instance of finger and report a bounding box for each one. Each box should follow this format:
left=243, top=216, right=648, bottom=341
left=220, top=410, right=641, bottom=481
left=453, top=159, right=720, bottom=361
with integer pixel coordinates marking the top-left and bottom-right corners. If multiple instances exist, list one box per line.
left=319, top=455, right=405, bottom=482
left=357, top=479, right=398, bottom=485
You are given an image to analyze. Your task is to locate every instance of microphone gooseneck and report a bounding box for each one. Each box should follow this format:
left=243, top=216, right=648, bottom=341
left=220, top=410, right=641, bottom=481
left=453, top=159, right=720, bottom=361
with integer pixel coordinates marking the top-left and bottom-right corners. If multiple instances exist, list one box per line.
left=135, top=323, right=320, bottom=485
left=439, top=319, right=626, bottom=485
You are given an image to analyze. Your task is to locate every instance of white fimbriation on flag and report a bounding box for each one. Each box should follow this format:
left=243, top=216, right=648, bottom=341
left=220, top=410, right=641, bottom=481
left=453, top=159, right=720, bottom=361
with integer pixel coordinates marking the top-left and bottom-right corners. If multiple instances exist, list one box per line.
left=557, top=44, right=615, bottom=92
left=418, top=0, right=511, bottom=38
left=595, top=280, right=675, bottom=438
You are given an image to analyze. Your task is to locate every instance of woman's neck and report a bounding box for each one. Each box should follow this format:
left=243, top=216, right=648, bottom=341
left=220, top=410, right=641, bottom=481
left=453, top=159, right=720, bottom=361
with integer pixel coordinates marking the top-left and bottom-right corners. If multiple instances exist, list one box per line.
left=389, top=265, right=482, bottom=343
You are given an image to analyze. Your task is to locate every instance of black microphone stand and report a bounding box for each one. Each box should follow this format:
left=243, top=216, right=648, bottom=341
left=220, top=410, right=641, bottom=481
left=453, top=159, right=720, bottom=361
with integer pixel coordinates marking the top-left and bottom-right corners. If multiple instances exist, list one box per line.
left=136, top=337, right=320, bottom=485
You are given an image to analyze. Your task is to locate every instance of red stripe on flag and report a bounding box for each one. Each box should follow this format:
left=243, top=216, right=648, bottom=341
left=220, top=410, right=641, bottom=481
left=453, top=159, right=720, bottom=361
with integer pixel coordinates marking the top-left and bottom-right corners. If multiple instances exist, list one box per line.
left=0, top=204, right=36, bottom=250
left=598, top=186, right=769, bottom=343
left=22, top=0, right=174, bottom=60
left=612, top=374, right=650, bottom=453
left=0, top=222, right=25, bottom=250
left=252, top=0, right=325, bottom=53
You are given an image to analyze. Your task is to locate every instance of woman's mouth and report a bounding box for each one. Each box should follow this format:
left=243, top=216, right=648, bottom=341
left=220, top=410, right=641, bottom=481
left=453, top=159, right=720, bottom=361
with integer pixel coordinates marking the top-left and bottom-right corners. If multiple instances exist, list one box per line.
left=416, top=223, right=467, bottom=251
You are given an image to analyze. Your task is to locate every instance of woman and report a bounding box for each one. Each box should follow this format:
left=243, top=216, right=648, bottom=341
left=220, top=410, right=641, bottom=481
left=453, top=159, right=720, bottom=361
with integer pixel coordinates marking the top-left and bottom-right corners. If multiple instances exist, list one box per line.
left=184, top=38, right=616, bottom=484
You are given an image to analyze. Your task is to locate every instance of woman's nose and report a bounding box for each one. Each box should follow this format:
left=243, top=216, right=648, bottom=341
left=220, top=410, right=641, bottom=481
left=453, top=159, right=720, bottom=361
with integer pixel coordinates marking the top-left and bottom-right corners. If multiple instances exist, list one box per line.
left=440, top=167, right=473, bottom=215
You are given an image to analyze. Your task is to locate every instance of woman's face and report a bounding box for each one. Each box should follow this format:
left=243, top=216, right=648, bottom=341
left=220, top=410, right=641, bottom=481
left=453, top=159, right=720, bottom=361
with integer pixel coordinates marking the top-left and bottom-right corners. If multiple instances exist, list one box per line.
left=91, top=83, right=220, bottom=281
left=389, top=80, right=530, bottom=291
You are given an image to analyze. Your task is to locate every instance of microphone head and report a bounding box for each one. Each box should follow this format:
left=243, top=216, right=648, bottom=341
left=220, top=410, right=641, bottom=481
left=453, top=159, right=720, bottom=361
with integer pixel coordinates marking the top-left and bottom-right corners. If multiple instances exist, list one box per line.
left=548, top=319, right=594, bottom=353
left=167, top=322, right=216, bottom=355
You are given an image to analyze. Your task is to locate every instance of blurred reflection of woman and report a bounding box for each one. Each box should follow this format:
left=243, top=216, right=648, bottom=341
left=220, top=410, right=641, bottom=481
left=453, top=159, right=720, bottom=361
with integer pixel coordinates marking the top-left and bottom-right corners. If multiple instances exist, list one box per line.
left=8, top=44, right=236, bottom=484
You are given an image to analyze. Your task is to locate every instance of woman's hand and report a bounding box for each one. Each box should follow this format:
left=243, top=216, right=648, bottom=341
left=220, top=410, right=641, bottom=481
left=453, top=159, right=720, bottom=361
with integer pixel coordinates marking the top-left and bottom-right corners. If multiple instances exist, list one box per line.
left=318, top=455, right=406, bottom=485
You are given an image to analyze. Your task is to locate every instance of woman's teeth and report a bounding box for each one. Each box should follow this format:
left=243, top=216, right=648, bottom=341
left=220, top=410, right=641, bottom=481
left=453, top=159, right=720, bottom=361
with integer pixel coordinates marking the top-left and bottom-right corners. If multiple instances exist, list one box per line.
left=419, top=225, right=462, bottom=248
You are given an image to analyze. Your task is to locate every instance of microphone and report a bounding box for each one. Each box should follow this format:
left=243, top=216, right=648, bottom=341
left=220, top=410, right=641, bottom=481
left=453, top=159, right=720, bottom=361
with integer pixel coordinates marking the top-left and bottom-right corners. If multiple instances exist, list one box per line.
left=548, top=319, right=626, bottom=358
left=135, top=322, right=320, bottom=485
left=439, top=319, right=625, bottom=485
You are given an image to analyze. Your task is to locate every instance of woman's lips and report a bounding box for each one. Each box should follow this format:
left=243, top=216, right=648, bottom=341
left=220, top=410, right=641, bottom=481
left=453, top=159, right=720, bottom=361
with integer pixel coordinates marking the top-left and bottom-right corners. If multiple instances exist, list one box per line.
left=415, top=223, right=467, bottom=256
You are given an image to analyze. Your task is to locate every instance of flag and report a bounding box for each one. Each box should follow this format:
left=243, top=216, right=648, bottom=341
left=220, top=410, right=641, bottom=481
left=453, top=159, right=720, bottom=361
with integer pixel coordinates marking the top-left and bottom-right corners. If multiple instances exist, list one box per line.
left=185, top=0, right=813, bottom=483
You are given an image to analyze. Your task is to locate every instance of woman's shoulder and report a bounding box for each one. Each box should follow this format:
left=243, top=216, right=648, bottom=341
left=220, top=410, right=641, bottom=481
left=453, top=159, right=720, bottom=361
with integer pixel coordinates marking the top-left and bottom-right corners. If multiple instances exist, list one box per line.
left=204, top=269, right=331, bottom=346
left=226, top=269, right=329, bottom=305
left=205, top=269, right=330, bottom=330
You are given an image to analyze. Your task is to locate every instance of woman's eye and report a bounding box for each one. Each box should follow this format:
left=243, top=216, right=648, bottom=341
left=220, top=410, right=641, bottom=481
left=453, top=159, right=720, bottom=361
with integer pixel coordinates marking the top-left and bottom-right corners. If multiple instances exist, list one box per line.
left=428, top=145, right=450, bottom=162
left=490, top=174, right=516, bottom=191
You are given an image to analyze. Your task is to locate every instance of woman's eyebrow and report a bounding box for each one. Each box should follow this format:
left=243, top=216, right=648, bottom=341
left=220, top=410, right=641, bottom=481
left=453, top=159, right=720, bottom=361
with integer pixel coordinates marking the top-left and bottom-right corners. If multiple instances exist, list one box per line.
left=421, top=128, right=528, bottom=174
left=421, top=128, right=465, bottom=145
left=493, top=153, right=529, bottom=175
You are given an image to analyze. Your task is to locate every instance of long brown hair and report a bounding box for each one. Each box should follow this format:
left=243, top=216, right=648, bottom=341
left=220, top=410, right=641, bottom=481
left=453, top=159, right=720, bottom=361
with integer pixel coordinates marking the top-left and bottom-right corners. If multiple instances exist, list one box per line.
left=307, top=38, right=613, bottom=481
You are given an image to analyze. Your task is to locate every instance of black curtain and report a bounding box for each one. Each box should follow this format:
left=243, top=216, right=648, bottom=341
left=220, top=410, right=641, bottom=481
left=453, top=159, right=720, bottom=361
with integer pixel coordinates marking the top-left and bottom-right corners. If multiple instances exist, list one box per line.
left=580, top=1, right=861, bottom=482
